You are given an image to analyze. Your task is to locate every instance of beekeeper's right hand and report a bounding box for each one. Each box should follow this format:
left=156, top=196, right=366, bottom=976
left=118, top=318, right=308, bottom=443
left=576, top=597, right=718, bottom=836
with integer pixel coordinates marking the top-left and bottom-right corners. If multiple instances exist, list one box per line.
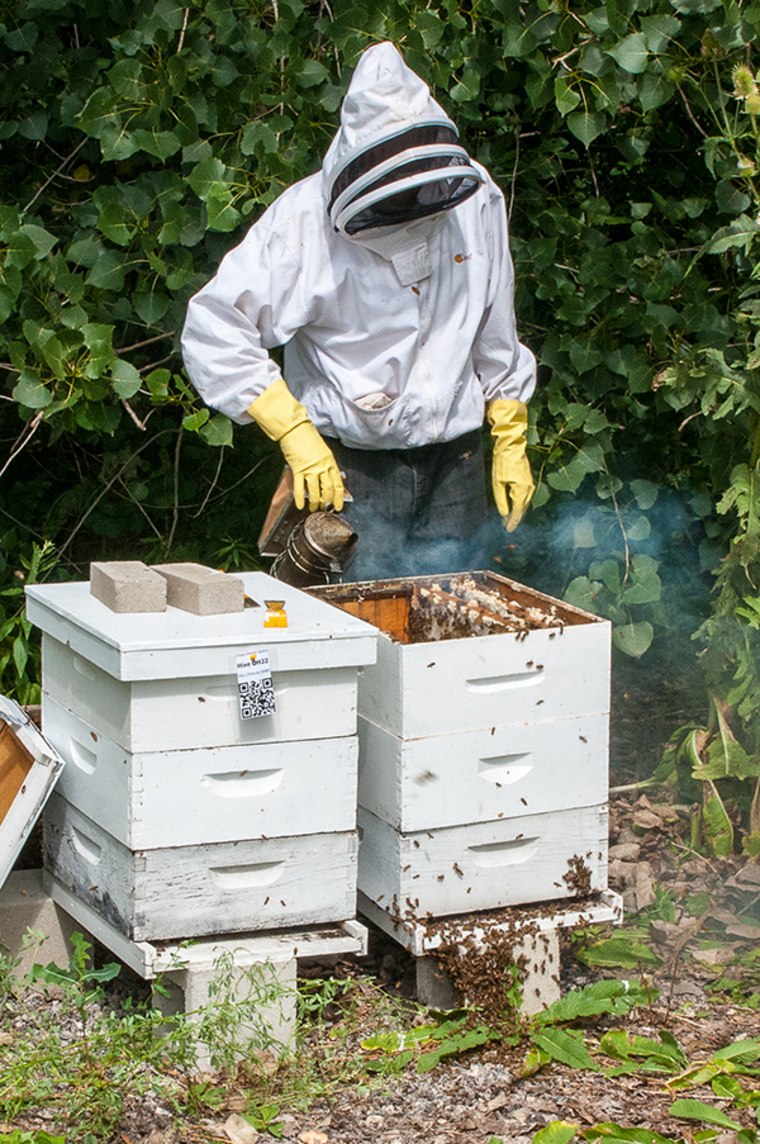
left=248, top=378, right=345, bottom=513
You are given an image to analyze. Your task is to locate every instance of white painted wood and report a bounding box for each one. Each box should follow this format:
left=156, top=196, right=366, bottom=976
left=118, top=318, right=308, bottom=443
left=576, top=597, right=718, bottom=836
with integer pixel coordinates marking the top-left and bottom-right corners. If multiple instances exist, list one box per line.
left=0, top=697, right=65, bottom=887
left=42, top=637, right=359, bottom=752
left=358, top=712, right=609, bottom=831
left=44, top=873, right=368, bottom=977
left=358, top=889, right=624, bottom=957
left=357, top=618, right=611, bottom=738
left=357, top=805, right=608, bottom=920
left=26, top=572, right=377, bottom=681
left=44, top=795, right=358, bottom=942
left=42, top=697, right=358, bottom=849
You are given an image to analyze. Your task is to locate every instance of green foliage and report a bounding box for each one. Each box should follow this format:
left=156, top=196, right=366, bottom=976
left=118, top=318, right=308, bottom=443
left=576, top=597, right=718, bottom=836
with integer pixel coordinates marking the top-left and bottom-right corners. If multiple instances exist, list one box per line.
left=0, top=0, right=758, bottom=713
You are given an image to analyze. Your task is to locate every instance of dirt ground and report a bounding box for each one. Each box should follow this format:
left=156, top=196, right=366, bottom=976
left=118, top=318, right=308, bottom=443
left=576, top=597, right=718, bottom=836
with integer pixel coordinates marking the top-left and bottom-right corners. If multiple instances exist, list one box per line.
left=8, top=650, right=760, bottom=1143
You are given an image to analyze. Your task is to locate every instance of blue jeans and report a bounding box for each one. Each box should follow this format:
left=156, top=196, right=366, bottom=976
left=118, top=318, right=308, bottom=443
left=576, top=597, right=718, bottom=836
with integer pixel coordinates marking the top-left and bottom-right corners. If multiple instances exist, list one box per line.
left=327, top=429, right=488, bottom=581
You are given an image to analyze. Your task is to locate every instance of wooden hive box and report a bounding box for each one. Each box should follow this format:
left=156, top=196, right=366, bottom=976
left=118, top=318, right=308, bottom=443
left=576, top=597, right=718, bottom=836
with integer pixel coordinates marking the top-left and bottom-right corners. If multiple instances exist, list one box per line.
left=27, top=573, right=376, bottom=940
left=312, top=572, right=611, bottom=921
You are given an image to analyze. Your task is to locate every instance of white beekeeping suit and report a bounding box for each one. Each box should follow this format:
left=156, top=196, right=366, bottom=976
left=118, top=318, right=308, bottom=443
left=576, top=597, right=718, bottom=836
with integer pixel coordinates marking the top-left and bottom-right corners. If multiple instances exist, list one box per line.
left=182, top=41, right=536, bottom=545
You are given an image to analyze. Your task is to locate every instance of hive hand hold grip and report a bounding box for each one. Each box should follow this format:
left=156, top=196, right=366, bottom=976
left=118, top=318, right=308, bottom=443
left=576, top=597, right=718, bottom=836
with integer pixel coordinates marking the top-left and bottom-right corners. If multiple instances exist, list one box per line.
left=477, top=752, right=532, bottom=785
left=71, top=825, right=103, bottom=865
left=201, top=768, right=284, bottom=797
left=210, top=861, right=285, bottom=889
left=68, top=736, right=97, bottom=775
left=466, top=670, right=545, bottom=693
left=467, top=836, right=539, bottom=867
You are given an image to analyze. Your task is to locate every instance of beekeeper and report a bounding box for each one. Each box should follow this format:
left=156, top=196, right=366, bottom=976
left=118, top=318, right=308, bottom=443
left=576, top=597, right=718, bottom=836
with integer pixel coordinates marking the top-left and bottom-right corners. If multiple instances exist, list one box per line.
left=182, top=42, right=536, bottom=576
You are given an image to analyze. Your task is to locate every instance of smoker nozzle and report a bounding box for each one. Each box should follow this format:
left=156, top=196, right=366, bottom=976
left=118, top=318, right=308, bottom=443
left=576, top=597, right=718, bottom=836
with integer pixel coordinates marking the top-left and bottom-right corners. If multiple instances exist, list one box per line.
left=270, top=511, right=358, bottom=588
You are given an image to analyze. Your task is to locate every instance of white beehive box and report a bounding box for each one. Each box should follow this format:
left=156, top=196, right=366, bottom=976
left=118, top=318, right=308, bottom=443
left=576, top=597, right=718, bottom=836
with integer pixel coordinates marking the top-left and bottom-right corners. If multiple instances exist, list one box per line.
left=358, top=805, right=609, bottom=917
left=313, top=572, right=611, bottom=922
left=357, top=711, right=609, bottom=832
left=28, top=573, right=376, bottom=753
left=43, top=695, right=357, bottom=850
left=44, top=794, right=358, bottom=942
left=27, top=572, right=376, bottom=940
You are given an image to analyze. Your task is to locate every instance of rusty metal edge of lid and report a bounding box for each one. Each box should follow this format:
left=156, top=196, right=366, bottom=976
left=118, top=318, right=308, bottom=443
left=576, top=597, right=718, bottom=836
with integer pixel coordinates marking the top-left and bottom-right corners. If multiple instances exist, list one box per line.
left=0, top=695, right=66, bottom=892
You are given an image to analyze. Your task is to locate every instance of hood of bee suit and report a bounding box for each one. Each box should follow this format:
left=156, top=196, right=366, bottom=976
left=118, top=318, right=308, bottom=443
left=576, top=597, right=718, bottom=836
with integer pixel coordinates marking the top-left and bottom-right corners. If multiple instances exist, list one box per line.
left=322, top=42, right=484, bottom=238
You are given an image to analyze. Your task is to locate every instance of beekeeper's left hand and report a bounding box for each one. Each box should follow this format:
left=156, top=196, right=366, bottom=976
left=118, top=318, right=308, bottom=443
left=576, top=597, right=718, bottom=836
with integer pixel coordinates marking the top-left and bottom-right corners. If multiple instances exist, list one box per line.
left=487, top=398, right=535, bottom=532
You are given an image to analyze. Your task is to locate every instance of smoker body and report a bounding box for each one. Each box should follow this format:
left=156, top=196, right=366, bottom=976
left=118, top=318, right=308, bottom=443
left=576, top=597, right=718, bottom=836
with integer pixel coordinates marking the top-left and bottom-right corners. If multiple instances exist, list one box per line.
left=312, top=572, right=611, bottom=921
left=26, top=573, right=376, bottom=942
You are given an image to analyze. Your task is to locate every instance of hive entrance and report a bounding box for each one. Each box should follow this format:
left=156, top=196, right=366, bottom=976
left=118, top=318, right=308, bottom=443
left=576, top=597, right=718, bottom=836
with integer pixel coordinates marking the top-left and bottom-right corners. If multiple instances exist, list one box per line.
left=314, top=571, right=588, bottom=645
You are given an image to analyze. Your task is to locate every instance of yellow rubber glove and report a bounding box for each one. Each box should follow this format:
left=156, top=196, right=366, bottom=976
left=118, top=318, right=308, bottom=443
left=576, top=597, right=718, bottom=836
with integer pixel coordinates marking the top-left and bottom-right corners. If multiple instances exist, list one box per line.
left=248, top=378, right=345, bottom=512
left=487, top=398, right=535, bottom=532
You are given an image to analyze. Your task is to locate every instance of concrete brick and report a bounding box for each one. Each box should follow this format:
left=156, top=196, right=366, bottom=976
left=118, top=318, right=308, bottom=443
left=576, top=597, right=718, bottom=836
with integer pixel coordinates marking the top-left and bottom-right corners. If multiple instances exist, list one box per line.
left=415, top=927, right=560, bottom=1016
left=90, top=561, right=167, bottom=614
left=0, top=868, right=90, bottom=977
left=151, top=563, right=244, bottom=615
left=152, top=954, right=296, bottom=1069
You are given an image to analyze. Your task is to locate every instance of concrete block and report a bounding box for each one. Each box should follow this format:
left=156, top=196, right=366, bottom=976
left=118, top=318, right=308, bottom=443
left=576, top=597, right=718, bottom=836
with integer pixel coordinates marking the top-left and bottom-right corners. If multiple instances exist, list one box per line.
left=151, top=563, right=244, bottom=615
left=90, top=561, right=167, bottom=614
left=0, top=868, right=90, bottom=977
left=152, top=953, right=296, bottom=1070
left=415, top=927, right=560, bottom=1017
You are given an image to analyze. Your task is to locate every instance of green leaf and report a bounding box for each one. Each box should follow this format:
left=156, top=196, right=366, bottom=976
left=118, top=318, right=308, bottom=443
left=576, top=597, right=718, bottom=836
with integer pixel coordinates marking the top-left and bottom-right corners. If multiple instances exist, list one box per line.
left=296, top=58, right=329, bottom=87
left=566, top=110, right=607, bottom=147
left=187, top=156, right=227, bottom=201
left=625, top=516, right=651, bottom=542
left=564, top=576, right=604, bottom=613
left=715, top=180, right=751, bottom=215
left=241, top=120, right=279, bottom=156
left=583, top=1124, right=675, bottom=1144
left=12, top=370, right=52, bottom=410
left=554, top=78, right=581, bottom=115
left=533, top=1123, right=578, bottom=1144
left=133, top=291, right=170, bottom=325
left=701, top=785, right=734, bottom=857
left=12, top=635, right=28, bottom=678
left=669, top=1099, right=742, bottom=1130
left=622, top=556, right=662, bottom=605
left=536, top=981, right=650, bottom=1026
left=18, top=223, right=57, bottom=259
left=613, top=622, right=654, bottom=659
left=531, top=1028, right=597, bottom=1071
left=111, top=359, right=142, bottom=399
left=712, top=1038, right=760, bottom=1063
left=199, top=413, right=234, bottom=447
left=575, top=935, right=662, bottom=969
left=86, top=252, right=127, bottom=291
left=183, top=408, right=210, bottom=432
left=206, top=185, right=241, bottom=232
left=131, top=128, right=181, bottom=160
left=607, top=33, right=649, bottom=74
left=630, top=480, right=659, bottom=510
left=640, top=14, right=681, bottom=51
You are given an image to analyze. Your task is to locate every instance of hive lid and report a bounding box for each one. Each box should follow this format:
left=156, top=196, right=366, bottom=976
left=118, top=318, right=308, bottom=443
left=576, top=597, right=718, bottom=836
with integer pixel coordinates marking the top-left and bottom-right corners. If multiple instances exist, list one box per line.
left=0, top=696, right=66, bottom=890
left=25, top=570, right=378, bottom=681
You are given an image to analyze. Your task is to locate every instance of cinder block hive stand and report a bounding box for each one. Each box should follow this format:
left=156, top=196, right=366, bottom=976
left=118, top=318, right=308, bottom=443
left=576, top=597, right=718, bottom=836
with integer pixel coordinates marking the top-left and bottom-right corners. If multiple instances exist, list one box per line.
left=25, top=571, right=377, bottom=1050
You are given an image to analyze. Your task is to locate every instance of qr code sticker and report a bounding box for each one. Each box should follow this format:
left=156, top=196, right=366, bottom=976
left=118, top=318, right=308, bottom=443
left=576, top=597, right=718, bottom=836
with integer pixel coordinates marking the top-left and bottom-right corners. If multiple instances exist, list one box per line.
left=238, top=676, right=275, bottom=720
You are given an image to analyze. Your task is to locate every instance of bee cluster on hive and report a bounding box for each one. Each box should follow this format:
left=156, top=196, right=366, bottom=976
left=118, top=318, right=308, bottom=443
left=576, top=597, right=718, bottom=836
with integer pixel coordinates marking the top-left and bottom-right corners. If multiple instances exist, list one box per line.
left=407, top=577, right=565, bottom=644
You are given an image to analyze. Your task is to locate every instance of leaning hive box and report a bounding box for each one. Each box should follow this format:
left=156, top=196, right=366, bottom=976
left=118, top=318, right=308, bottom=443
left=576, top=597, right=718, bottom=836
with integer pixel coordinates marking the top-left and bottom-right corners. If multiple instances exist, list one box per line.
left=312, top=571, right=611, bottom=918
left=26, top=572, right=376, bottom=942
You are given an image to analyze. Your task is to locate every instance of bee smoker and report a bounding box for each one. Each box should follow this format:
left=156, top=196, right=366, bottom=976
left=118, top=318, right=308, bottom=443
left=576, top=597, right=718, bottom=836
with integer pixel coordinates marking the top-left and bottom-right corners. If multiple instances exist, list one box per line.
left=258, top=469, right=358, bottom=588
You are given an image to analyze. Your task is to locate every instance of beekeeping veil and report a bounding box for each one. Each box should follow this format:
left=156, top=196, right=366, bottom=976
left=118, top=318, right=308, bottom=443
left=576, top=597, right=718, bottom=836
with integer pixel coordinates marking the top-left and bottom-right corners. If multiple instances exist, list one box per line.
left=324, top=42, right=484, bottom=237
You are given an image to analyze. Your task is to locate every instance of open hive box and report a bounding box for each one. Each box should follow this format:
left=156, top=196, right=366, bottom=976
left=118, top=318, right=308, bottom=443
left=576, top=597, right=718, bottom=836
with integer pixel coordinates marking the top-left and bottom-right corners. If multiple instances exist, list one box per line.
left=0, top=697, right=65, bottom=889
left=312, top=571, right=612, bottom=923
